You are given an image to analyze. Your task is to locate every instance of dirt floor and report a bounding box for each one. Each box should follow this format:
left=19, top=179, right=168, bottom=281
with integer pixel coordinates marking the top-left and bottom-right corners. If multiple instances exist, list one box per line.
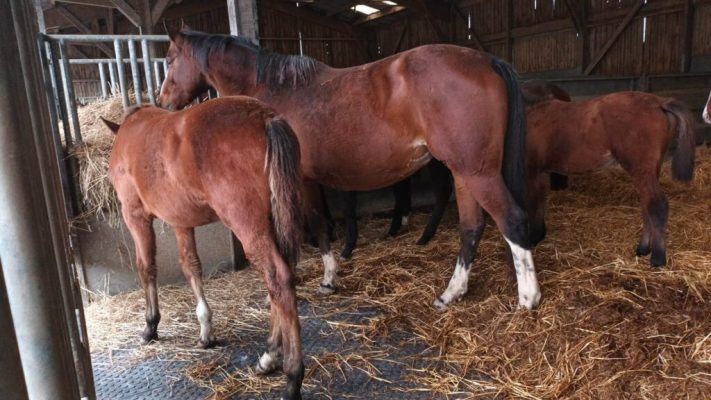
left=85, top=147, right=711, bottom=399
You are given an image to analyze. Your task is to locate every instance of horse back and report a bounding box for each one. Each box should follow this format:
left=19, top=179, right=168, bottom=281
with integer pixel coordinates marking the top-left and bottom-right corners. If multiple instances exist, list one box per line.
left=109, top=97, right=275, bottom=226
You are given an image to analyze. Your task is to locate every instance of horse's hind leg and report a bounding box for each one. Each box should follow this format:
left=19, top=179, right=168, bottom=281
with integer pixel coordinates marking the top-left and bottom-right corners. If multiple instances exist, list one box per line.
left=631, top=173, right=668, bottom=267
left=122, top=205, right=160, bottom=344
left=437, top=175, right=541, bottom=309
left=174, top=227, right=216, bottom=348
left=305, top=183, right=339, bottom=294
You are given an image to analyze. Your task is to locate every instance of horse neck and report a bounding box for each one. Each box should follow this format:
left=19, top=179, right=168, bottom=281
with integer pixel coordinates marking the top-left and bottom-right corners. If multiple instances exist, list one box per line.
left=205, top=49, right=260, bottom=97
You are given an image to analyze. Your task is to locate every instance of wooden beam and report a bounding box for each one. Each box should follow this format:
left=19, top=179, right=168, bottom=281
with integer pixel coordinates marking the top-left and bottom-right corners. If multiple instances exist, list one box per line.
left=390, top=20, right=409, bottom=55
left=453, top=5, right=484, bottom=50
left=54, top=0, right=114, bottom=8
left=106, top=7, right=113, bottom=33
left=353, top=6, right=406, bottom=25
left=563, top=0, right=583, bottom=35
left=584, top=0, right=645, bottom=75
left=681, top=0, right=693, bottom=72
left=56, top=5, right=113, bottom=56
left=262, top=0, right=366, bottom=38
left=151, top=0, right=172, bottom=24
left=109, top=0, right=139, bottom=27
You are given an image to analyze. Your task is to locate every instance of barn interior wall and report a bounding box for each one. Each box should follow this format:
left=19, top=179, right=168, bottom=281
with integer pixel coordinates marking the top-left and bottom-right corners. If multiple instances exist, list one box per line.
left=65, top=0, right=711, bottom=99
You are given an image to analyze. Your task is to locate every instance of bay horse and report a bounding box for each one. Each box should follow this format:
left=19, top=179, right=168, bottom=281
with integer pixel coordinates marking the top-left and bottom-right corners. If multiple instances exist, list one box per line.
left=158, top=29, right=541, bottom=310
left=103, top=97, right=304, bottom=399
left=526, top=92, right=696, bottom=266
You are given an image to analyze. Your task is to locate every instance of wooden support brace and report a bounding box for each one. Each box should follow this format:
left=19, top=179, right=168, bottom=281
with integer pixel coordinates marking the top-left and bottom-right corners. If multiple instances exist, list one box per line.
left=584, top=0, right=645, bottom=75
left=56, top=5, right=113, bottom=56
left=110, top=0, right=140, bottom=27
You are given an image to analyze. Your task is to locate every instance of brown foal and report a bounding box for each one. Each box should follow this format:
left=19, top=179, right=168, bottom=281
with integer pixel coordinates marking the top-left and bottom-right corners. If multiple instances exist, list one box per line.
left=104, top=97, right=305, bottom=400
left=526, top=91, right=696, bottom=266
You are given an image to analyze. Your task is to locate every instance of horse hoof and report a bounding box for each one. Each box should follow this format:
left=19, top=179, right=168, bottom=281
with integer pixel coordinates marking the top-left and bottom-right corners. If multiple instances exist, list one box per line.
left=636, top=245, right=651, bottom=257
left=416, top=236, right=432, bottom=246
left=141, top=329, right=158, bottom=345
left=255, top=353, right=279, bottom=375
left=198, top=336, right=217, bottom=349
left=340, top=249, right=353, bottom=259
left=650, top=255, right=667, bottom=268
left=317, top=283, right=336, bottom=295
left=519, top=291, right=542, bottom=310
left=433, top=297, right=448, bottom=310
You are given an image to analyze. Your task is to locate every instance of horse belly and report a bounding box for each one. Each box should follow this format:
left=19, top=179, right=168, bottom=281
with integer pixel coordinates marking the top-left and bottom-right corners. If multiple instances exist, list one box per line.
left=141, top=188, right=218, bottom=228
left=307, top=137, right=431, bottom=191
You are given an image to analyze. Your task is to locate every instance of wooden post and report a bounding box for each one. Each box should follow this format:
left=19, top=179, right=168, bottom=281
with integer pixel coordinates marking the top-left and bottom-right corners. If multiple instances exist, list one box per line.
left=681, top=0, right=693, bottom=72
left=227, top=0, right=259, bottom=43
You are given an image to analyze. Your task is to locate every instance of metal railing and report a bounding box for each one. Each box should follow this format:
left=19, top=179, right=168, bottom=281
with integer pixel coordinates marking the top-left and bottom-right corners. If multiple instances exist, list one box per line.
left=38, top=33, right=170, bottom=217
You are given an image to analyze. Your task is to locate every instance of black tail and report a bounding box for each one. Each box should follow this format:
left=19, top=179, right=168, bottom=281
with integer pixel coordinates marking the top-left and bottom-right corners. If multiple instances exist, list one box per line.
left=491, top=58, right=528, bottom=212
left=662, top=100, right=696, bottom=182
left=265, top=118, right=304, bottom=269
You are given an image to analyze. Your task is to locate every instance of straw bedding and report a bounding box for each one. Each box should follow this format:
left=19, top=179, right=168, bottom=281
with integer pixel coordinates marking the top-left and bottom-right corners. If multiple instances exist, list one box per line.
left=84, top=145, right=710, bottom=399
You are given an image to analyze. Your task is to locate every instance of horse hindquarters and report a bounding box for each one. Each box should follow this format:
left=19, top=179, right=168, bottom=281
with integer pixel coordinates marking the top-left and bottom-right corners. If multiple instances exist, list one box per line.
left=213, top=117, right=304, bottom=400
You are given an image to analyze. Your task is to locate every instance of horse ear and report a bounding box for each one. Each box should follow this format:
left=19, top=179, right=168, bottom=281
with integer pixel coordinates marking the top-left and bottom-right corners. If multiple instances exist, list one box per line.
left=100, top=117, right=120, bottom=134
left=167, top=24, right=184, bottom=47
left=180, top=22, right=193, bottom=32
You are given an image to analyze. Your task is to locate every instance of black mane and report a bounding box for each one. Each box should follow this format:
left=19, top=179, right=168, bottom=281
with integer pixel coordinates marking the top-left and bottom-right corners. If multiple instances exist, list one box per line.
left=182, top=31, right=317, bottom=90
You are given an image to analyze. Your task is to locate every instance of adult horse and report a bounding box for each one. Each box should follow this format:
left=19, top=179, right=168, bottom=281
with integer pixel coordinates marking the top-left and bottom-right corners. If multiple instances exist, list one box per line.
left=526, top=92, right=696, bottom=266
left=158, top=29, right=541, bottom=310
left=103, top=97, right=304, bottom=399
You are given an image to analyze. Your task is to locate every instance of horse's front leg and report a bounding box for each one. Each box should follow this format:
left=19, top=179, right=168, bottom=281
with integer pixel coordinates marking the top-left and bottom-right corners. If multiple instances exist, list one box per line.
left=305, top=183, right=339, bottom=294
left=175, top=227, right=216, bottom=348
left=122, top=204, right=160, bottom=344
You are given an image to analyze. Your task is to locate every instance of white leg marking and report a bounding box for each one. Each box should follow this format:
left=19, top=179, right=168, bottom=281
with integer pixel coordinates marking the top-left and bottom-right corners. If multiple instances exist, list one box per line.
left=401, top=215, right=410, bottom=226
left=318, top=252, right=338, bottom=294
left=256, top=350, right=278, bottom=374
left=196, top=299, right=214, bottom=345
left=504, top=238, right=541, bottom=310
left=703, top=92, right=711, bottom=124
left=434, top=258, right=471, bottom=309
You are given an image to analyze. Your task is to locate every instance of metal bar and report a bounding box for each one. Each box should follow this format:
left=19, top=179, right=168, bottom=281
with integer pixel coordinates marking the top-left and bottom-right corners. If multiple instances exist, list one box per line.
left=127, top=39, right=142, bottom=105
left=162, top=58, right=168, bottom=76
left=68, top=57, right=166, bottom=64
left=0, top=4, right=81, bottom=399
left=58, top=40, right=82, bottom=143
left=98, top=62, right=107, bottom=99
left=153, top=60, right=162, bottom=94
left=141, top=39, right=156, bottom=104
left=37, top=35, right=76, bottom=220
left=108, top=60, right=117, bottom=95
left=113, top=39, right=129, bottom=107
left=47, top=33, right=169, bottom=41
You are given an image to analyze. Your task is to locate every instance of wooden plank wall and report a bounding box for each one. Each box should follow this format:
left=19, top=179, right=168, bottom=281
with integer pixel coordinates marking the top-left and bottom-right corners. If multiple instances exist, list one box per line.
left=372, top=0, right=711, bottom=76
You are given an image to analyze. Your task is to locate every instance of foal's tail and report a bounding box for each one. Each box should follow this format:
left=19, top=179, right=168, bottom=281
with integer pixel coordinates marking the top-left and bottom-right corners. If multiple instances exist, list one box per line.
left=265, top=117, right=304, bottom=269
left=491, top=58, right=528, bottom=212
left=662, top=99, right=696, bottom=182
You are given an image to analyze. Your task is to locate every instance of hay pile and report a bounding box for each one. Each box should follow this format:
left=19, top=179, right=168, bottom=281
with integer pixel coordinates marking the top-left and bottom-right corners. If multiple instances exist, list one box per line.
left=85, top=147, right=711, bottom=399
left=69, top=95, right=124, bottom=226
